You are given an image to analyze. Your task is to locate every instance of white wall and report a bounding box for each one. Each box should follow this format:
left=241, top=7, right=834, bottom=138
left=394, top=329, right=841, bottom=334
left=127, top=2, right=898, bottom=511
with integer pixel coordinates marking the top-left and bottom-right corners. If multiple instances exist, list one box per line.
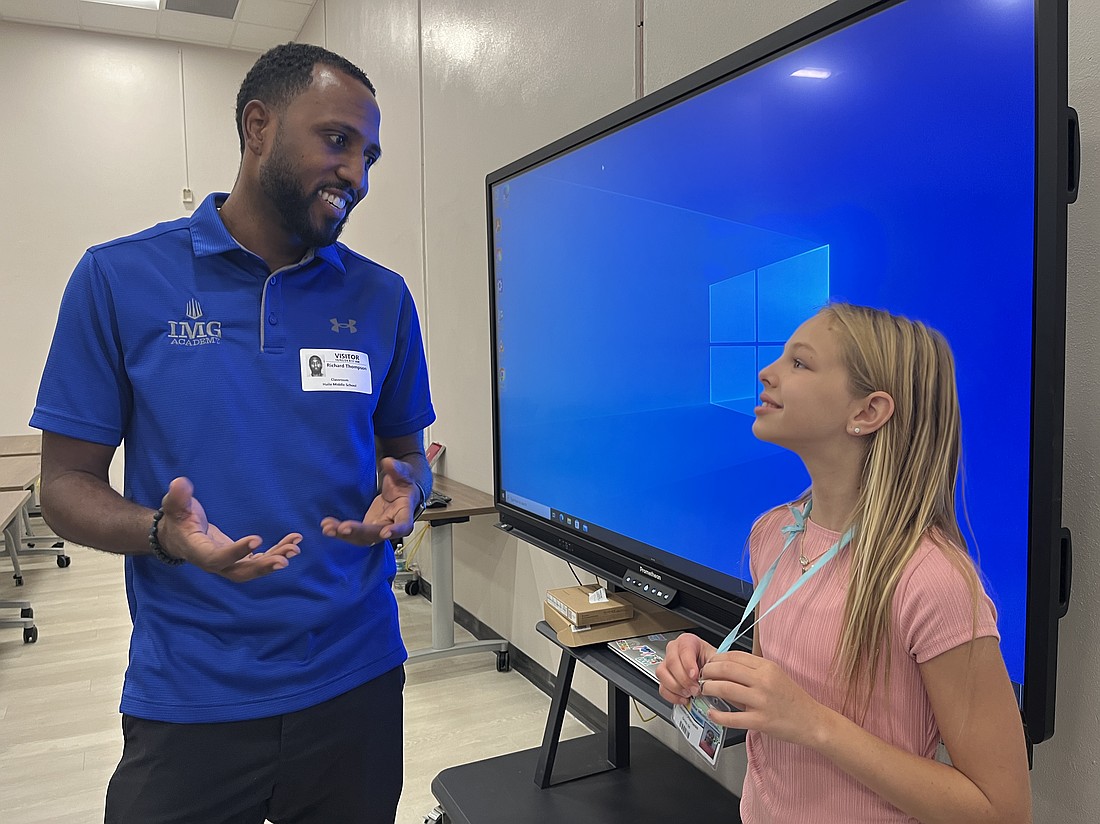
left=3, top=0, right=1099, bottom=817
left=298, top=0, right=428, bottom=312
left=0, top=23, right=255, bottom=438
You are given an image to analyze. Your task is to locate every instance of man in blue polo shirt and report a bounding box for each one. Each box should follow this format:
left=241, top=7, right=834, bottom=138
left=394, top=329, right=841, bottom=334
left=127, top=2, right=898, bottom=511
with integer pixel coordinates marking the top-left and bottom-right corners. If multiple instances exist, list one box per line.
left=31, top=43, right=433, bottom=824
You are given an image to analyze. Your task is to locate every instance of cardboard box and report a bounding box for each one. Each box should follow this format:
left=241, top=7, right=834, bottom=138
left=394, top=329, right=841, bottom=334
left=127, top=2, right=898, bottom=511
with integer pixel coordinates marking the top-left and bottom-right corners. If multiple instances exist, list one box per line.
left=542, top=591, right=697, bottom=647
left=545, top=584, right=634, bottom=627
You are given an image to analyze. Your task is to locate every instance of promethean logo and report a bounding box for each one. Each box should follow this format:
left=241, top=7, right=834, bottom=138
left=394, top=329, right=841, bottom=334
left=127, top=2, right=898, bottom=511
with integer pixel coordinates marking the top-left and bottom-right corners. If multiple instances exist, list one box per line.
left=331, top=318, right=358, bottom=333
left=167, top=299, right=222, bottom=347
left=638, top=566, right=663, bottom=581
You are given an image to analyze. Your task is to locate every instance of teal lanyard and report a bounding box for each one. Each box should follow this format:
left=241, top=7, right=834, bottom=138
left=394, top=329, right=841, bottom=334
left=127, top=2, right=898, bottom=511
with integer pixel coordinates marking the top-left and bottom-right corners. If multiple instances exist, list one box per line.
left=716, top=500, right=854, bottom=654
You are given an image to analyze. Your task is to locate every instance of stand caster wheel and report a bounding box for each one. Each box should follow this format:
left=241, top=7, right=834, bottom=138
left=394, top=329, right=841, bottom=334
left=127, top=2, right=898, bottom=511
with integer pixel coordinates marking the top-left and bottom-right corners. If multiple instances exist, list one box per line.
left=404, top=578, right=420, bottom=596
left=24, top=626, right=38, bottom=644
left=20, top=607, right=33, bottom=619
left=495, top=650, right=511, bottom=672
left=57, top=555, right=71, bottom=568
left=13, top=575, right=23, bottom=586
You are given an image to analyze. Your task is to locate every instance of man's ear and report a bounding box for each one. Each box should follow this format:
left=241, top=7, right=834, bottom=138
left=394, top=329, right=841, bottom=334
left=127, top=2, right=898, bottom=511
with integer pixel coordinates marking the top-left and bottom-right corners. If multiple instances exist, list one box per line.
left=241, top=100, right=273, bottom=156
left=849, top=390, right=895, bottom=436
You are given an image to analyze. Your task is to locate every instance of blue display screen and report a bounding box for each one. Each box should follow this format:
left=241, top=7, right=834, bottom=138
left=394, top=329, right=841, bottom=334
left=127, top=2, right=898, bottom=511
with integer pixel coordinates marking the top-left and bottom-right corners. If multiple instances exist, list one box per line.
left=492, top=0, right=1035, bottom=686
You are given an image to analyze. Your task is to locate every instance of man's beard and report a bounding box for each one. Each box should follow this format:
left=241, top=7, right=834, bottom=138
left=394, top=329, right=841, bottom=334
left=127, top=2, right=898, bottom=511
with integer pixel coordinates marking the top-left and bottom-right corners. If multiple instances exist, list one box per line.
left=259, top=136, right=348, bottom=249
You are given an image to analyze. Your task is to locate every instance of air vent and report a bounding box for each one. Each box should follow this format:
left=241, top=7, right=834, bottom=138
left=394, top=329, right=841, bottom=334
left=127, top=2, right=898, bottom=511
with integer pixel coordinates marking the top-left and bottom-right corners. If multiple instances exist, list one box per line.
left=164, top=0, right=240, bottom=19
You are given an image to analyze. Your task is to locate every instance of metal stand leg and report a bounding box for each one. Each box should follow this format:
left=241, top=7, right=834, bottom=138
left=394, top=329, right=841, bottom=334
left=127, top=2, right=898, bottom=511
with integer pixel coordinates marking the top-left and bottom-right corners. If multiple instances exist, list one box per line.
left=405, top=519, right=509, bottom=666
left=533, top=647, right=632, bottom=788
left=608, top=680, right=630, bottom=768
left=0, top=597, right=37, bottom=643
left=11, top=501, right=68, bottom=570
left=431, top=523, right=455, bottom=650
left=4, top=521, right=24, bottom=586
left=535, top=650, right=577, bottom=788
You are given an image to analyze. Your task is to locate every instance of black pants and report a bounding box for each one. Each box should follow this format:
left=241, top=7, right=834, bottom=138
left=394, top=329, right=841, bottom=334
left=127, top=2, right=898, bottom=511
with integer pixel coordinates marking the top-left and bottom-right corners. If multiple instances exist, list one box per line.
left=104, top=666, right=404, bottom=824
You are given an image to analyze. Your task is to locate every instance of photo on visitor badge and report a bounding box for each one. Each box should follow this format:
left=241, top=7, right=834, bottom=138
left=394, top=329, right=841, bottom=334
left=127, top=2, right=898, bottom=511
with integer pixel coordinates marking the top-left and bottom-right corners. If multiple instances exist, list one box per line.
left=672, top=693, right=733, bottom=769
left=300, top=349, right=373, bottom=394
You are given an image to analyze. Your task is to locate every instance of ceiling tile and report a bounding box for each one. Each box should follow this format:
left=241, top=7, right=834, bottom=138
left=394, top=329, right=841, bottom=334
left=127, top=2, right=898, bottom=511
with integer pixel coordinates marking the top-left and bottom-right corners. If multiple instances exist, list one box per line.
left=0, top=0, right=316, bottom=51
left=230, top=20, right=294, bottom=53
left=78, top=2, right=158, bottom=35
left=237, top=0, right=309, bottom=30
left=0, top=0, right=80, bottom=26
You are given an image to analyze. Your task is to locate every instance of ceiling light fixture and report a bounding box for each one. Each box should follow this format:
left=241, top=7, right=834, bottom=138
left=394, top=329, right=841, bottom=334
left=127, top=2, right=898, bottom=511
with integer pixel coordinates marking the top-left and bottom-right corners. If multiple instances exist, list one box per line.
left=81, top=0, right=162, bottom=10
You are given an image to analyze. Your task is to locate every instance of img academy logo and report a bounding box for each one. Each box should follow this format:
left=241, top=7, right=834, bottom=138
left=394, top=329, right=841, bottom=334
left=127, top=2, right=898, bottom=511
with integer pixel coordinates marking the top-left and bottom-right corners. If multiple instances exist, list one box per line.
left=167, top=298, right=222, bottom=347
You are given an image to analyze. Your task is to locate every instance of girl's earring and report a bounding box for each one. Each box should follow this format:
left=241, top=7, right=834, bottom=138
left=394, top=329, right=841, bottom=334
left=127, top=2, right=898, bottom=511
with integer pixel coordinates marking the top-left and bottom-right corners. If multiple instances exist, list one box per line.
left=853, top=427, right=861, bottom=434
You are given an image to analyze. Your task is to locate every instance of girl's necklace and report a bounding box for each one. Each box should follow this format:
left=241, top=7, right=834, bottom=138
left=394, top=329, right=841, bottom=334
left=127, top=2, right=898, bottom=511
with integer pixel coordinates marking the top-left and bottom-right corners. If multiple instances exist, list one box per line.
left=798, top=530, right=832, bottom=574
left=716, top=500, right=852, bottom=655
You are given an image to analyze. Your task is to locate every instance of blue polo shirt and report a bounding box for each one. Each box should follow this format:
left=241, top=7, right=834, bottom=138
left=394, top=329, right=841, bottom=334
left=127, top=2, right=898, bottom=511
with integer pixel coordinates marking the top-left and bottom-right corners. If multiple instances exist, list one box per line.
left=32, top=193, right=435, bottom=722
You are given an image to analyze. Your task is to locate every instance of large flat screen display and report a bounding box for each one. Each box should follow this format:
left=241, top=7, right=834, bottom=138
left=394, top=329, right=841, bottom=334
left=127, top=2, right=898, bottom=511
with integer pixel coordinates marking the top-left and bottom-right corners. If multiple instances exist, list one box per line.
left=489, top=0, right=1072, bottom=743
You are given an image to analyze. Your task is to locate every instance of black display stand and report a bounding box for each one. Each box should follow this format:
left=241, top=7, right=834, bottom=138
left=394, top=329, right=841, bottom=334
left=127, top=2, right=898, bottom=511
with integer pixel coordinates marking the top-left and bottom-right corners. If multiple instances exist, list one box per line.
left=430, top=621, right=743, bottom=823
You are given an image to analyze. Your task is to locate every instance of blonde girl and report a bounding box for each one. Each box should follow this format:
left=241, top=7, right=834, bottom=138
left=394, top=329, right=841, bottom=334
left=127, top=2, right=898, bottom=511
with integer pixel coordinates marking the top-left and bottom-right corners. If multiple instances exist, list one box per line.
left=657, top=303, right=1031, bottom=823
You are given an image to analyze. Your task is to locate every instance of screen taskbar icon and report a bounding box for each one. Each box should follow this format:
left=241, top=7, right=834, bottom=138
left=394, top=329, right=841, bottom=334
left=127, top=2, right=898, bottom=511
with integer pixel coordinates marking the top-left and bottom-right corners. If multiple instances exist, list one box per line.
left=548, top=509, right=589, bottom=533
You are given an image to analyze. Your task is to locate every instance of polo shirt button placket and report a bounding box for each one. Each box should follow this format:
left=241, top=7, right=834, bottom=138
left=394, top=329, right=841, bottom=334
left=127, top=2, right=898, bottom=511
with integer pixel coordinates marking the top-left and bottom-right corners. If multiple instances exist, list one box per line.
left=262, top=273, right=285, bottom=353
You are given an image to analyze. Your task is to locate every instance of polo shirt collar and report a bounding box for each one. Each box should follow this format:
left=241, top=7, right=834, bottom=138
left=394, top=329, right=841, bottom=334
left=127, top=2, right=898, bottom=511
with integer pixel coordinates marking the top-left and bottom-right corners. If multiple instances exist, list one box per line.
left=312, top=243, right=345, bottom=271
left=189, top=192, right=347, bottom=275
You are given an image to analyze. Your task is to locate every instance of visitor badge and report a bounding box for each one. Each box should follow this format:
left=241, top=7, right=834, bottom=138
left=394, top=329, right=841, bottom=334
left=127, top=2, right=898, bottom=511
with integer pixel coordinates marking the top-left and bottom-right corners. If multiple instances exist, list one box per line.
left=300, top=349, right=373, bottom=394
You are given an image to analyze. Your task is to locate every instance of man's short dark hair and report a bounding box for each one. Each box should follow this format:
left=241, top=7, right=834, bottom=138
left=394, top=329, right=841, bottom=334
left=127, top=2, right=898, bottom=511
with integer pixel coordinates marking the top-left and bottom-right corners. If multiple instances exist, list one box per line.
left=235, top=42, right=376, bottom=153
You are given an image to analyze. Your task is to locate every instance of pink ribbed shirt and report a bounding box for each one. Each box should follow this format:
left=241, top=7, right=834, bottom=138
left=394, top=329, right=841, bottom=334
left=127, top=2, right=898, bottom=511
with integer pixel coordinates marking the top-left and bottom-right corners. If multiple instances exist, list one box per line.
left=740, top=506, right=999, bottom=823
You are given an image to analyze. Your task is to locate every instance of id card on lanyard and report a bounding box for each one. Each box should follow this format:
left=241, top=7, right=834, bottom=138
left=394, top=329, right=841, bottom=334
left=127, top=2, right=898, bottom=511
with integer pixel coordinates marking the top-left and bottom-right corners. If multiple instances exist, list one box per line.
left=673, top=500, right=853, bottom=766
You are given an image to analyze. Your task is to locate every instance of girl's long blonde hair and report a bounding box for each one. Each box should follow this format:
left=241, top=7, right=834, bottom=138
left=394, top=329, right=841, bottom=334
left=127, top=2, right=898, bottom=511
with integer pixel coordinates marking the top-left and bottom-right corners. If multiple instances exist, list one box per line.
left=816, top=303, right=983, bottom=715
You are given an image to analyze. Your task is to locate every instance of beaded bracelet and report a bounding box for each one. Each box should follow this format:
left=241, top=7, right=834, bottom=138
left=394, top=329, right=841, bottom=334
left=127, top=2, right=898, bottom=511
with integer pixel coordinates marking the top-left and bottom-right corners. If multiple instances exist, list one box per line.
left=149, top=508, right=185, bottom=566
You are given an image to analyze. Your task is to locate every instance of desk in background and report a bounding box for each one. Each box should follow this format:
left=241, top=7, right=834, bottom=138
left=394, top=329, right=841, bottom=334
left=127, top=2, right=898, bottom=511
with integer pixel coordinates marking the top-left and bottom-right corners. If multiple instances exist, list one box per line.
left=0, top=489, right=37, bottom=642
left=0, top=455, right=41, bottom=492
left=0, top=435, right=43, bottom=519
left=406, top=475, right=510, bottom=672
left=0, top=454, right=70, bottom=584
left=0, top=433, right=42, bottom=458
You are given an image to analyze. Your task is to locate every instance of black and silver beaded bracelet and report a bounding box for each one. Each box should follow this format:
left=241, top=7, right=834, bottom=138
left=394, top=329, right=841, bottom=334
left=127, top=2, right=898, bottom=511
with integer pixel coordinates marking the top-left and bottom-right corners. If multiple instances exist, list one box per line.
left=149, top=508, right=185, bottom=566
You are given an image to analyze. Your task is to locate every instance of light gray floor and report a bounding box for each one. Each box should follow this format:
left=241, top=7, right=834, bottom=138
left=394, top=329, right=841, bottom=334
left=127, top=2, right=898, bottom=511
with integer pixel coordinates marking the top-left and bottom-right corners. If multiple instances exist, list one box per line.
left=0, top=533, right=590, bottom=824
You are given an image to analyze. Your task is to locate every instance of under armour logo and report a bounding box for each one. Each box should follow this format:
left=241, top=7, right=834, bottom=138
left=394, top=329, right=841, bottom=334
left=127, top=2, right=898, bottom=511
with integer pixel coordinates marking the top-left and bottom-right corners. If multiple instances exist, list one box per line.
left=330, top=318, right=358, bottom=333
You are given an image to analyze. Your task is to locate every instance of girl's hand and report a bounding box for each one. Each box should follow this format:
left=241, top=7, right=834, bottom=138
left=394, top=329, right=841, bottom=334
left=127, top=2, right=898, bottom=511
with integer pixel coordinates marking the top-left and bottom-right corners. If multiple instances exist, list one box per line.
left=657, top=633, right=716, bottom=706
left=700, top=651, right=833, bottom=748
